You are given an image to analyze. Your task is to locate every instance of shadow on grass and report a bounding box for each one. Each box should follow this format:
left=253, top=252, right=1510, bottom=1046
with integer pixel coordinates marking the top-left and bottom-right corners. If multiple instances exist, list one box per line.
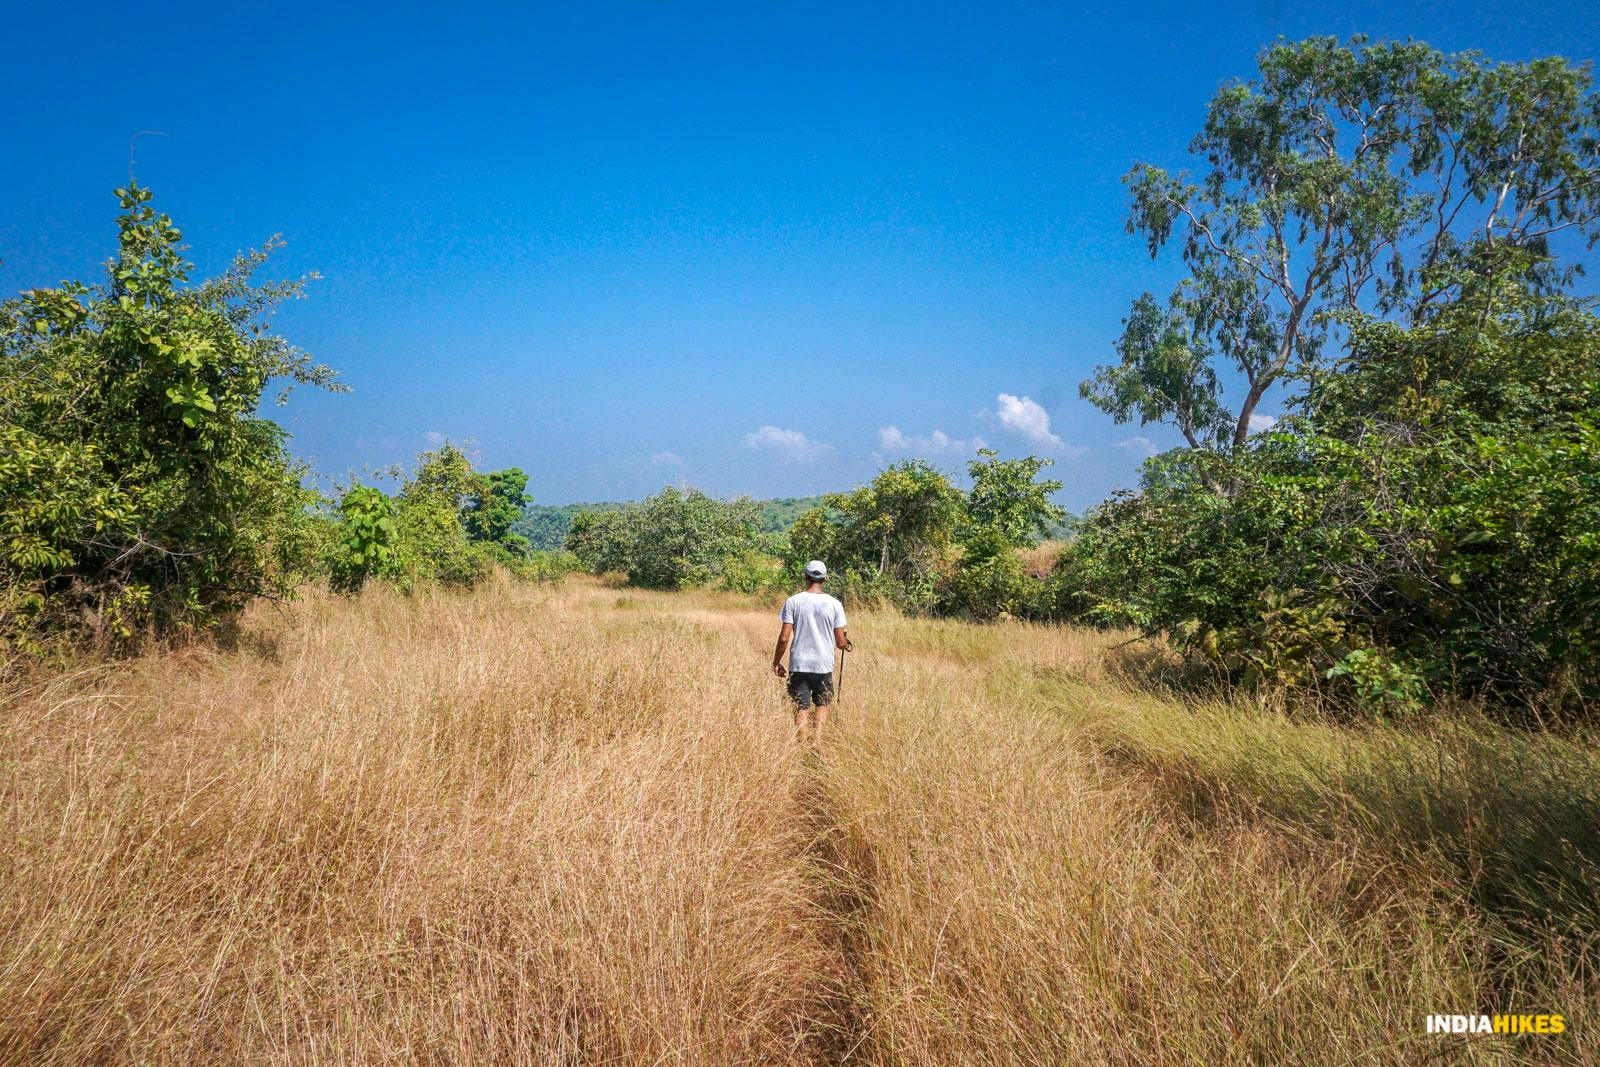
left=1031, top=670, right=1600, bottom=953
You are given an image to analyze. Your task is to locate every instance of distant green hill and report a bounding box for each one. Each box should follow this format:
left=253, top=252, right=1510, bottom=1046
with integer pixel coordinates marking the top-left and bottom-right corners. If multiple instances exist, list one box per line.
left=511, top=502, right=624, bottom=552
left=513, top=495, right=829, bottom=552
left=756, top=495, right=828, bottom=534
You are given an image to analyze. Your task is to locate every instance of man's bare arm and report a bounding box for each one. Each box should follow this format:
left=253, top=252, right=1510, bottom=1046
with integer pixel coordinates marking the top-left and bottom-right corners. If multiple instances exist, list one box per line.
left=772, top=622, right=794, bottom=677
left=834, top=627, right=851, bottom=651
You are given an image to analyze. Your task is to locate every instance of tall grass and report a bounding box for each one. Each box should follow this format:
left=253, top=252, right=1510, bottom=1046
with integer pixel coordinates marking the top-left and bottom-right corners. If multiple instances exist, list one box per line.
left=2, top=579, right=1594, bottom=1063
left=1, top=580, right=838, bottom=1063
left=1034, top=671, right=1600, bottom=945
left=817, top=622, right=1595, bottom=1064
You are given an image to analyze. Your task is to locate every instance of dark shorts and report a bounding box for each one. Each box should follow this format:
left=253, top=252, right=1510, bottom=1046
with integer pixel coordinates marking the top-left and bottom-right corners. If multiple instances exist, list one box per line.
left=786, top=670, right=835, bottom=709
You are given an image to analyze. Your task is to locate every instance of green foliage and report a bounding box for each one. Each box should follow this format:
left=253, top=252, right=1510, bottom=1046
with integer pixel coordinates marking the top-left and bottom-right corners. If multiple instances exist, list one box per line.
left=945, top=525, right=1030, bottom=620
left=328, top=485, right=399, bottom=594
left=391, top=443, right=496, bottom=589
left=1324, top=649, right=1427, bottom=716
left=465, top=468, right=531, bottom=554
left=1060, top=285, right=1600, bottom=713
left=757, top=495, right=829, bottom=533
left=718, top=549, right=788, bottom=595
left=511, top=502, right=614, bottom=552
left=1081, top=290, right=1232, bottom=451
left=0, top=185, right=340, bottom=650
left=564, top=509, right=632, bottom=575
left=327, top=445, right=547, bottom=594
left=515, top=495, right=823, bottom=552
left=796, top=461, right=965, bottom=612
left=779, top=455, right=1066, bottom=618
left=523, top=549, right=583, bottom=582
left=1086, top=36, right=1600, bottom=452
left=564, top=487, right=768, bottom=590
left=965, top=450, right=1065, bottom=546
left=941, top=452, right=1066, bottom=620
left=785, top=506, right=838, bottom=572
left=1068, top=37, right=1600, bottom=714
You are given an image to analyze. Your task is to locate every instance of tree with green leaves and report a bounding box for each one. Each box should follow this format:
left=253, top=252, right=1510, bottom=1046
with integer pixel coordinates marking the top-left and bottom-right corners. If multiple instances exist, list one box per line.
left=964, top=450, right=1065, bottom=546
left=1, top=185, right=339, bottom=649
left=393, top=443, right=495, bottom=588
left=328, top=446, right=541, bottom=593
left=946, top=451, right=1066, bottom=619
left=1060, top=281, right=1600, bottom=711
left=835, top=460, right=965, bottom=583
left=466, top=467, right=532, bottom=555
left=328, top=485, right=399, bottom=594
left=564, top=487, right=765, bottom=590
left=565, top=508, right=633, bottom=574
left=787, top=461, right=965, bottom=612
left=1083, top=36, right=1600, bottom=456
left=785, top=506, right=838, bottom=574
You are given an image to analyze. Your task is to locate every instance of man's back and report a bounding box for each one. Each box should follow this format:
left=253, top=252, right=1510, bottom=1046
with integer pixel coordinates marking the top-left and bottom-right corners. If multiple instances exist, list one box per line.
left=780, top=591, right=847, bottom=674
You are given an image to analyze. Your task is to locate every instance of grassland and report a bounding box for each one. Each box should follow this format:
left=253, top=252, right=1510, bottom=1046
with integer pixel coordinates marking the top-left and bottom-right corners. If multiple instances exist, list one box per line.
left=2, top=579, right=1595, bottom=1064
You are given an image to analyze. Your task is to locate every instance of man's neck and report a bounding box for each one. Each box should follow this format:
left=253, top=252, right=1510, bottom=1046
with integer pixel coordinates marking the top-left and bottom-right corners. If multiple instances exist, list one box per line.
left=804, top=582, right=825, bottom=593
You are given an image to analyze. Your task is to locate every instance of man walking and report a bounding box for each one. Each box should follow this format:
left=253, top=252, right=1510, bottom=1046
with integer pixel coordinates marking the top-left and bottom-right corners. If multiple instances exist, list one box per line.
left=771, top=560, right=849, bottom=744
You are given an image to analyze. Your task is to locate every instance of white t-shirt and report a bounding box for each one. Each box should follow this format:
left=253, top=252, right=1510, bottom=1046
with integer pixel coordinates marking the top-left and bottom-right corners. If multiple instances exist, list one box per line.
left=780, top=591, right=848, bottom=674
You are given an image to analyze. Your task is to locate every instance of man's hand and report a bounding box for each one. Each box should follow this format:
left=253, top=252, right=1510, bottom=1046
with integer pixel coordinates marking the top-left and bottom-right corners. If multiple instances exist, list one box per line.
left=773, top=622, right=794, bottom=679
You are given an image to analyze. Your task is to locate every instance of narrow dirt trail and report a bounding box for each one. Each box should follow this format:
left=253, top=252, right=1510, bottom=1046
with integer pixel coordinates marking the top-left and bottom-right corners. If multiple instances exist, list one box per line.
left=665, top=597, right=1538, bottom=1066
left=4, top=584, right=1580, bottom=1065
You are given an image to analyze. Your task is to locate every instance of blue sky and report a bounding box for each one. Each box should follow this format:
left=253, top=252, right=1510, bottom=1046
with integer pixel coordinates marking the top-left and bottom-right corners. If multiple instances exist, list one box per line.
left=4, top=1, right=1598, bottom=510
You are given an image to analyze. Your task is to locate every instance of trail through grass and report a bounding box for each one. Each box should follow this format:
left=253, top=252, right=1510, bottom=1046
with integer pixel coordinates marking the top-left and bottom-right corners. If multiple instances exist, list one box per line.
left=1, top=580, right=1593, bottom=1064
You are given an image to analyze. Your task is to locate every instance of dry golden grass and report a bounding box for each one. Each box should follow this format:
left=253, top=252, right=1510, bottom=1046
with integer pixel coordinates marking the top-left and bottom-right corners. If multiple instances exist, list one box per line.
left=2, top=580, right=838, bottom=1064
left=821, top=624, right=1598, bottom=1065
left=1015, top=539, right=1063, bottom=580
left=2, top=578, right=1595, bottom=1064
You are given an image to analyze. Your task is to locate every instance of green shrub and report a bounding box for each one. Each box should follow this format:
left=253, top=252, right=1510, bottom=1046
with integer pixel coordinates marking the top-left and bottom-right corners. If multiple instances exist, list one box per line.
left=944, top=527, right=1030, bottom=620
left=328, top=486, right=400, bottom=594
left=718, top=549, right=786, bottom=595
left=524, top=549, right=583, bottom=582
left=0, top=185, right=340, bottom=652
left=565, top=487, right=765, bottom=590
left=1058, top=285, right=1600, bottom=712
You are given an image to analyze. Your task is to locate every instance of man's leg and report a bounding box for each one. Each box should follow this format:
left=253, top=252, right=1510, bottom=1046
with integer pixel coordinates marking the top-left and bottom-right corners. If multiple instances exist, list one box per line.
left=809, top=703, right=830, bottom=743
left=807, top=671, right=835, bottom=744
left=788, top=674, right=830, bottom=745
left=787, top=673, right=810, bottom=742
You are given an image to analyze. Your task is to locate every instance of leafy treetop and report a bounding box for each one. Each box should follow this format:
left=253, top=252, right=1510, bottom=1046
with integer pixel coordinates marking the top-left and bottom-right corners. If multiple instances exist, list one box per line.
left=1084, top=36, right=1600, bottom=457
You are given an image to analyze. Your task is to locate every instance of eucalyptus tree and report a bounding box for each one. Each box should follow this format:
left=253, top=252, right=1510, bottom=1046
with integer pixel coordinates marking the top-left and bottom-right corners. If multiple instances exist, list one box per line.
left=1083, top=36, right=1600, bottom=454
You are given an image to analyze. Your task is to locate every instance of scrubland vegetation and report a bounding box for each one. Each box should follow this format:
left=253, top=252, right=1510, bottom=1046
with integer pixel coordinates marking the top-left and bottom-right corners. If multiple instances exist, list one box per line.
left=3, top=581, right=1594, bottom=1064
left=3, top=30, right=1600, bottom=1066
left=7, top=37, right=1598, bottom=715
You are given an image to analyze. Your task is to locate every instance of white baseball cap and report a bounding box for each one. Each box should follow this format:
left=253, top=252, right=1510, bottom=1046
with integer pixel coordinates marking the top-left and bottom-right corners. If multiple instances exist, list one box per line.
left=804, top=560, right=828, bottom=580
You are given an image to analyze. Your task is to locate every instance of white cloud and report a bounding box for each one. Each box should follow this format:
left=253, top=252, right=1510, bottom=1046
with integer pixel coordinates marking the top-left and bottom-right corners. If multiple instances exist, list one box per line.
left=743, top=425, right=829, bottom=462
left=1248, top=413, right=1278, bottom=432
left=424, top=431, right=447, bottom=445
left=996, top=393, right=1064, bottom=448
left=649, top=451, right=685, bottom=467
left=878, top=426, right=986, bottom=456
left=1118, top=435, right=1158, bottom=457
